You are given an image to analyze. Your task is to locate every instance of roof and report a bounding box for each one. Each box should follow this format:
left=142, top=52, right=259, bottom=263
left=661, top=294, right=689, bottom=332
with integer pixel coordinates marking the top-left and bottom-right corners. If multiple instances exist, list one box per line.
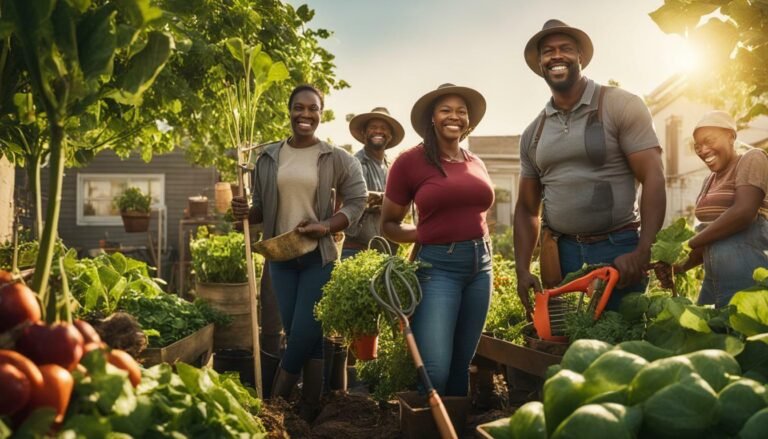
left=467, top=135, right=521, bottom=157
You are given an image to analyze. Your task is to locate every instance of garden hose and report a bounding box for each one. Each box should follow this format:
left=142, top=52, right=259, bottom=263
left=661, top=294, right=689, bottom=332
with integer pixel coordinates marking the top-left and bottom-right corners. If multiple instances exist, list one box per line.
left=368, top=236, right=458, bottom=439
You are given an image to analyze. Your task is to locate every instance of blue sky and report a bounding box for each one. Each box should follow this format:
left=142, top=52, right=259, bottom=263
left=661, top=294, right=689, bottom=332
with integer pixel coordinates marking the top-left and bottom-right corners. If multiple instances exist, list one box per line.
left=286, top=0, right=694, bottom=152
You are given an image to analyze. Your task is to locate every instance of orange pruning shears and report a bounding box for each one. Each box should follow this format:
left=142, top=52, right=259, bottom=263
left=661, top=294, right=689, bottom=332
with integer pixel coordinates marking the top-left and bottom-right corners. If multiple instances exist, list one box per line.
left=533, top=266, right=620, bottom=342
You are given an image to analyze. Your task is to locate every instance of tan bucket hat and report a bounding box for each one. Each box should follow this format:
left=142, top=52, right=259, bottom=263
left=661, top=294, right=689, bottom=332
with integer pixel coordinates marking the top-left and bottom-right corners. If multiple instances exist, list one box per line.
left=524, top=19, right=594, bottom=77
left=410, top=83, right=486, bottom=139
left=693, top=110, right=737, bottom=136
left=348, top=107, right=405, bottom=149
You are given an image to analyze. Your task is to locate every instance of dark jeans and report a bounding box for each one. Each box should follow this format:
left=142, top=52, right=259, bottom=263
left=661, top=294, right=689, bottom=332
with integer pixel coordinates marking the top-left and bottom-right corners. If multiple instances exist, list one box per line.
left=268, top=249, right=333, bottom=374
left=412, top=238, right=492, bottom=396
left=699, top=216, right=768, bottom=308
left=558, top=229, right=646, bottom=310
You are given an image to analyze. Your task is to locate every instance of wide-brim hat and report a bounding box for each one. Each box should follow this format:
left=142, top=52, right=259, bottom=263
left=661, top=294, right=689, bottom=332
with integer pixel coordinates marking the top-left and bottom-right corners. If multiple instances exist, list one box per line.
left=348, top=107, right=404, bottom=149
left=410, top=83, right=486, bottom=139
left=524, top=19, right=594, bottom=77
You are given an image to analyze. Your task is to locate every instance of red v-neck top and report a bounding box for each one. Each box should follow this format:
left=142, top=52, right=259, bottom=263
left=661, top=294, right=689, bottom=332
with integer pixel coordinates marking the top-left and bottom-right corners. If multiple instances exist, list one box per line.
left=385, top=145, right=495, bottom=244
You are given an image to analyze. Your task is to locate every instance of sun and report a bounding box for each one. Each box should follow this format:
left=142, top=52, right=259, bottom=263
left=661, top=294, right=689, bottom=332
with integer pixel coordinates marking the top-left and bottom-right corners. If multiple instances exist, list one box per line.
left=672, top=38, right=702, bottom=74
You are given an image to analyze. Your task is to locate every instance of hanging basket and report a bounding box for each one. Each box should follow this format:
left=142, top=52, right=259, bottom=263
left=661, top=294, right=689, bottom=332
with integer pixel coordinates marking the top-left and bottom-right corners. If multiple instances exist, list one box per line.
left=120, top=211, right=150, bottom=233
left=350, top=333, right=379, bottom=361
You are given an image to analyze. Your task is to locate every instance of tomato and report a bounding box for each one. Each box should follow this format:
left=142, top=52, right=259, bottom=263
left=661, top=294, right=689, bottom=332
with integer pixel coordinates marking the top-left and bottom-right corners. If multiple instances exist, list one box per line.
left=17, top=323, right=84, bottom=371
left=0, top=282, right=42, bottom=332
left=0, top=350, right=44, bottom=389
left=0, top=270, right=13, bottom=286
left=28, top=364, right=73, bottom=423
left=82, top=342, right=105, bottom=355
left=107, top=349, right=141, bottom=387
left=0, top=363, right=31, bottom=415
left=73, top=319, right=102, bottom=345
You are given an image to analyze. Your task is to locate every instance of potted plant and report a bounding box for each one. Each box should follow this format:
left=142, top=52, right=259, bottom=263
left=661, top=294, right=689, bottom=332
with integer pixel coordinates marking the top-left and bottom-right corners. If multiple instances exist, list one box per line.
left=315, top=250, right=422, bottom=360
left=114, top=187, right=152, bottom=233
left=190, top=227, right=263, bottom=351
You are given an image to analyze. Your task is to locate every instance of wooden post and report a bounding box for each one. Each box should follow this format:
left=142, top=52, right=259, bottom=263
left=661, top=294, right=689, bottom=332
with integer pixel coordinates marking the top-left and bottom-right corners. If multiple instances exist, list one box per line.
left=238, top=152, right=263, bottom=398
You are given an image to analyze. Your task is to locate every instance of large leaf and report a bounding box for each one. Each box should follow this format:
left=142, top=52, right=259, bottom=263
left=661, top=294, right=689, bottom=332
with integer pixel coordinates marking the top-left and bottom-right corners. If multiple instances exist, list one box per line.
left=582, top=350, right=648, bottom=397
left=717, top=378, right=768, bottom=435
left=561, top=339, right=614, bottom=373
left=729, top=290, right=768, bottom=336
left=77, top=4, right=117, bottom=80
left=111, top=30, right=172, bottom=104
left=641, top=373, right=720, bottom=438
left=651, top=218, right=695, bottom=264
left=649, top=0, right=721, bottom=35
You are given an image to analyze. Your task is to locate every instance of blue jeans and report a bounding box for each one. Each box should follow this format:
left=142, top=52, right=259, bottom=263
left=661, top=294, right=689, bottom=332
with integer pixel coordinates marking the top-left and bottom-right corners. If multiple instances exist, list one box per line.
left=268, top=249, right=333, bottom=374
left=412, top=238, right=492, bottom=396
left=699, top=216, right=768, bottom=308
left=558, top=230, right=646, bottom=310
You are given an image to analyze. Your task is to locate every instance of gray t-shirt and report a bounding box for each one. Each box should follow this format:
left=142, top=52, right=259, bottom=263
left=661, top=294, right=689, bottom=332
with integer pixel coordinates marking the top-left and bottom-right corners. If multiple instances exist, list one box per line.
left=519, top=79, right=660, bottom=235
left=345, top=149, right=388, bottom=245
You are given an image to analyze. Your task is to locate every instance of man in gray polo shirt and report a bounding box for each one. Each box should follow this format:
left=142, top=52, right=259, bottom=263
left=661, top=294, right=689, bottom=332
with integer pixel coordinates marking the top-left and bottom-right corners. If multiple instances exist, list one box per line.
left=343, top=107, right=404, bottom=258
left=513, top=19, right=666, bottom=314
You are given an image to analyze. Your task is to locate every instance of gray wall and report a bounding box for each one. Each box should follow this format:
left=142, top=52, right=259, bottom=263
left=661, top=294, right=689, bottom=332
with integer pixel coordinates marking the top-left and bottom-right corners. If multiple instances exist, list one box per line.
left=30, top=149, right=217, bottom=279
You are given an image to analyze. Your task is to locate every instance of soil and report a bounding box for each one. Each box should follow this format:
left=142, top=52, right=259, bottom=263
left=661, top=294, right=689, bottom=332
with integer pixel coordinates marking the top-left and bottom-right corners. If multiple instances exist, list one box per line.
left=259, top=372, right=518, bottom=438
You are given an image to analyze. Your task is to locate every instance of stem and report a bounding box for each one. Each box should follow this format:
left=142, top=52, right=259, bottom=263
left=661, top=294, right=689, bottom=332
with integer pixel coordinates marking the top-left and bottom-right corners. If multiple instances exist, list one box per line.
left=32, top=122, right=65, bottom=324
left=59, top=257, right=72, bottom=324
left=27, top=153, right=43, bottom=239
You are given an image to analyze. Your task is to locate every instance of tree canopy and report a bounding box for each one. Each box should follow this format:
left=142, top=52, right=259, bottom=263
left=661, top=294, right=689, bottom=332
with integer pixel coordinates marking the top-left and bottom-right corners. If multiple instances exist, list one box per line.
left=650, top=0, right=768, bottom=123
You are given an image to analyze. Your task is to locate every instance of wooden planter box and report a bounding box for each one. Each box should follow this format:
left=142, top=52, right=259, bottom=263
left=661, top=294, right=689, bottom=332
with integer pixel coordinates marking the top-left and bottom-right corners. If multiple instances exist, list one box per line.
left=140, top=323, right=214, bottom=367
left=475, top=334, right=562, bottom=378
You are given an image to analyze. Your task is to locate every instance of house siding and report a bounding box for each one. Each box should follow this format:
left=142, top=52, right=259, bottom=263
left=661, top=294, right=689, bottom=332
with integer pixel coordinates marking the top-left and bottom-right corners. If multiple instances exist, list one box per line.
left=29, top=149, right=217, bottom=276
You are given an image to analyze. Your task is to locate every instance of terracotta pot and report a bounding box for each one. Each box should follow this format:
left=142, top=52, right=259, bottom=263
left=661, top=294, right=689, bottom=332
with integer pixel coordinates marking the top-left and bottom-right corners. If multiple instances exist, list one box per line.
left=121, top=211, right=150, bottom=233
left=350, top=334, right=378, bottom=361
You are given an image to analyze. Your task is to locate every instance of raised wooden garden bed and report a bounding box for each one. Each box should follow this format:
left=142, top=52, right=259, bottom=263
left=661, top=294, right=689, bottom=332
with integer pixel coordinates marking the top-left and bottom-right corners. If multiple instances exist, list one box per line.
left=475, top=334, right=562, bottom=378
left=140, top=323, right=214, bottom=367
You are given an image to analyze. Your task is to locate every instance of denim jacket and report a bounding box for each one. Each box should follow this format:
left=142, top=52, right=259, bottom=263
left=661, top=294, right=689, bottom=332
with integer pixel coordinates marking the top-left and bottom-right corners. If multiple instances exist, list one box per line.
left=252, top=140, right=367, bottom=266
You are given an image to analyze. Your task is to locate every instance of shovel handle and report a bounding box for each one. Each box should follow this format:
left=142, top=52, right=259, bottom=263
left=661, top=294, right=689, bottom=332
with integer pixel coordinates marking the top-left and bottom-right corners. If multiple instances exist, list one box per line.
left=428, top=389, right=458, bottom=439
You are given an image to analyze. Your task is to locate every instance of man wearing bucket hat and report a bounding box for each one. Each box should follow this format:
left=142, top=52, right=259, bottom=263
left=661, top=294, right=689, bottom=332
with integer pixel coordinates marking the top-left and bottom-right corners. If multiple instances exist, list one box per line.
left=513, top=20, right=666, bottom=315
left=382, top=84, right=495, bottom=399
left=343, top=107, right=405, bottom=258
left=672, top=111, right=768, bottom=307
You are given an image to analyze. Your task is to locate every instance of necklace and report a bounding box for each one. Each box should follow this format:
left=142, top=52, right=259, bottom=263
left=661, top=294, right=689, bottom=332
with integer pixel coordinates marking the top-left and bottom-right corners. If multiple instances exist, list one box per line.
left=441, top=149, right=464, bottom=162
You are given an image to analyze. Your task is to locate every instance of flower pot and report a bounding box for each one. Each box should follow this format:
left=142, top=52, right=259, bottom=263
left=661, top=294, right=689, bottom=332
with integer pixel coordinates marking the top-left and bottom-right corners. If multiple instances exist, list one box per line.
left=121, top=211, right=150, bottom=233
left=214, top=182, right=233, bottom=214
left=350, top=334, right=378, bottom=361
left=188, top=196, right=208, bottom=218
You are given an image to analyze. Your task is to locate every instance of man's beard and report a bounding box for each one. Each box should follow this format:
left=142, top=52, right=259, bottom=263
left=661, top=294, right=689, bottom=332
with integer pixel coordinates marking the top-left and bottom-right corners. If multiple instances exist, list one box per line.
left=365, top=138, right=388, bottom=150
left=543, top=62, right=582, bottom=92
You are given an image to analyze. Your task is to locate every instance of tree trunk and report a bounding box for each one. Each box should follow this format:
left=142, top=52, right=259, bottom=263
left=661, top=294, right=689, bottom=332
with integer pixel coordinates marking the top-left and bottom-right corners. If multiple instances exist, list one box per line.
left=0, top=156, right=14, bottom=243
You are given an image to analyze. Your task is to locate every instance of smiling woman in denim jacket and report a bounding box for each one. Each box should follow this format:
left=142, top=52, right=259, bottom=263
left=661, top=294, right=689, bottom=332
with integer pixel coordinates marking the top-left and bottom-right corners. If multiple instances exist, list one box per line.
left=231, top=84, right=366, bottom=418
left=675, top=111, right=768, bottom=308
left=381, top=84, right=494, bottom=397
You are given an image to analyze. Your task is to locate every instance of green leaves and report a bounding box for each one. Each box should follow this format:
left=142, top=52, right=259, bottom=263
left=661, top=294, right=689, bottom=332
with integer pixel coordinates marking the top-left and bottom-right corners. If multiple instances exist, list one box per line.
left=730, top=290, right=768, bottom=336
left=190, top=228, right=261, bottom=284
left=76, top=5, right=117, bottom=80
left=649, top=0, right=721, bottom=34
left=651, top=218, right=695, bottom=265
left=111, top=30, right=173, bottom=105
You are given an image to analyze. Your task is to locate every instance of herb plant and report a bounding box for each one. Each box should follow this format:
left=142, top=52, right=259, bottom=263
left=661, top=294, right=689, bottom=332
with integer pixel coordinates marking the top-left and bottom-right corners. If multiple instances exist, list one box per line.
left=356, top=324, right=417, bottom=402
left=114, top=187, right=152, bottom=214
left=190, top=228, right=263, bottom=284
left=484, top=255, right=528, bottom=344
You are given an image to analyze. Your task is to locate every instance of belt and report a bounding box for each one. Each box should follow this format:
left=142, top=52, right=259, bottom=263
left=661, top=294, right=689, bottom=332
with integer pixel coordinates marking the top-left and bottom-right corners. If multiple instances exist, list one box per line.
left=561, top=222, right=640, bottom=244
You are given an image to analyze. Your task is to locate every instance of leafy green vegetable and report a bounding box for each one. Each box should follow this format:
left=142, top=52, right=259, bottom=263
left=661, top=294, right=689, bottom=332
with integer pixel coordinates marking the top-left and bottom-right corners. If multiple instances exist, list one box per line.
left=120, top=293, right=225, bottom=347
left=729, top=289, right=768, bottom=336
left=356, top=325, right=417, bottom=402
left=614, top=341, right=673, bottom=362
left=640, top=373, right=720, bottom=439
left=739, top=407, right=768, bottom=439
left=543, top=370, right=588, bottom=435
left=582, top=350, right=648, bottom=397
left=507, top=401, right=547, bottom=439
left=485, top=255, right=528, bottom=344
left=190, top=228, right=263, bottom=284
left=627, top=356, right=696, bottom=405
left=560, top=339, right=613, bottom=373
left=717, top=378, right=768, bottom=434
left=565, top=311, right=644, bottom=345
left=684, top=349, right=741, bottom=392
left=617, top=292, right=650, bottom=322
left=651, top=218, right=695, bottom=265
left=552, top=403, right=640, bottom=439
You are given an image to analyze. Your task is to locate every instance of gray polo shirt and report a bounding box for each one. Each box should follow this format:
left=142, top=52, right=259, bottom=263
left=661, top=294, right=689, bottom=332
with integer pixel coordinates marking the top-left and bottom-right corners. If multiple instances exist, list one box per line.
left=519, top=79, right=660, bottom=235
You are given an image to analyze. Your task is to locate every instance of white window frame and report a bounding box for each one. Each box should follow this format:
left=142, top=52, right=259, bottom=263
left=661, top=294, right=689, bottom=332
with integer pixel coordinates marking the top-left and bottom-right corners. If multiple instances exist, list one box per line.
left=76, top=173, right=165, bottom=226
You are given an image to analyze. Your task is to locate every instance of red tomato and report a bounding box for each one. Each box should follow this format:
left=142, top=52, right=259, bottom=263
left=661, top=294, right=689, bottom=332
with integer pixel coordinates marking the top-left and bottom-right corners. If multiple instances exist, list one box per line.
left=0, top=350, right=44, bottom=389
left=0, top=282, right=42, bottom=332
left=28, top=364, right=73, bottom=423
left=0, top=270, right=13, bottom=286
left=0, top=363, right=31, bottom=415
left=73, top=319, right=102, bottom=345
left=16, top=323, right=84, bottom=371
left=82, top=342, right=105, bottom=355
left=107, top=349, right=141, bottom=387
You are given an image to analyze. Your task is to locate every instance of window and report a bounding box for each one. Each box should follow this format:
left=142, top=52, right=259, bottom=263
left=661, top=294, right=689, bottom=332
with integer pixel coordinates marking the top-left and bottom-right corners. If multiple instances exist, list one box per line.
left=77, top=174, right=165, bottom=226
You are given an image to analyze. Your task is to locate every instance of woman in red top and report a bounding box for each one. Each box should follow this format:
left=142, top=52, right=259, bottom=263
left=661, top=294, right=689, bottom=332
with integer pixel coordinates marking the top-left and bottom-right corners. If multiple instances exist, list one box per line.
left=382, top=84, right=494, bottom=397
left=676, top=111, right=768, bottom=307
